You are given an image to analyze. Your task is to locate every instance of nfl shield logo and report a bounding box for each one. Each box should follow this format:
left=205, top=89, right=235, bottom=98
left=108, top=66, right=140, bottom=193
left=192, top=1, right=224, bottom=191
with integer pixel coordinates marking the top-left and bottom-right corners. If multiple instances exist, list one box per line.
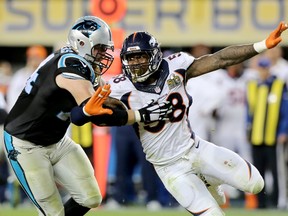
left=154, top=86, right=161, bottom=93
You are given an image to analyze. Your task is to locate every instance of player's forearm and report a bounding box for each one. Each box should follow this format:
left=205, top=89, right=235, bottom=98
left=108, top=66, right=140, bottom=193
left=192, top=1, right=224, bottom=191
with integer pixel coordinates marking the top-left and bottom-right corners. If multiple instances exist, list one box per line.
left=214, top=21, right=288, bottom=68
left=186, top=44, right=257, bottom=79
left=212, top=44, right=258, bottom=68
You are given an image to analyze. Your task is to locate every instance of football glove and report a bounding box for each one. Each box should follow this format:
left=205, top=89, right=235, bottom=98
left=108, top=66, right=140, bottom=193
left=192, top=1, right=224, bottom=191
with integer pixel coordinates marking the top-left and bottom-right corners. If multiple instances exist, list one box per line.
left=135, top=100, right=172, bottom=123
left=83, top=84, right=113, bottom=116
left=266, top=21, right=288, bottom=49
left=254, top=21, right=288, bottom=53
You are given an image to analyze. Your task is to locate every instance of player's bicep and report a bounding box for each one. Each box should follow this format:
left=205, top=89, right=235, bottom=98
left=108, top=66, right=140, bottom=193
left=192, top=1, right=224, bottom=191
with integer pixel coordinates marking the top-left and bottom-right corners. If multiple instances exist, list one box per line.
left=186, top=54, right=220, bottom=80
left=55, top=74, right=94, bottom=105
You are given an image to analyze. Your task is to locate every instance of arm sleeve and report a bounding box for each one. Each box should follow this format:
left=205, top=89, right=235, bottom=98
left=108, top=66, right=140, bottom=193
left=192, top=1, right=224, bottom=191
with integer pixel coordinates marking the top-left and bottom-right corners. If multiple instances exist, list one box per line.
left=89, top=109, right=128, bottom=126
left=70, top=104, right=128, bottom=126
left=70, top=105, right=90, bottom=126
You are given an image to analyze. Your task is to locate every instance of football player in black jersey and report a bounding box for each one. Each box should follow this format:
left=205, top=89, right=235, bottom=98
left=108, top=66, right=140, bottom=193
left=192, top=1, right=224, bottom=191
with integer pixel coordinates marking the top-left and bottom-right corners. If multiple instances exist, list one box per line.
left=3, top=16, right=171, bottom=216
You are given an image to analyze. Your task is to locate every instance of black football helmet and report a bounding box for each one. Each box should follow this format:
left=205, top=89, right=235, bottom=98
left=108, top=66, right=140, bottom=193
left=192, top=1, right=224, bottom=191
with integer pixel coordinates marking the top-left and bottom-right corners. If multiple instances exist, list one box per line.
left=68, top=16, right=114, bottom=75
left=120, top=32, right=163, bottom=82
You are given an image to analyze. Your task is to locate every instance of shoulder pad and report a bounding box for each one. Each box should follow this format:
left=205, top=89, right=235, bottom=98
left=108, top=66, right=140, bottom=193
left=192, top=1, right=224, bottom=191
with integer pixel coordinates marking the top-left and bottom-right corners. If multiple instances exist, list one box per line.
left=58, top=53, right=95, bottom=83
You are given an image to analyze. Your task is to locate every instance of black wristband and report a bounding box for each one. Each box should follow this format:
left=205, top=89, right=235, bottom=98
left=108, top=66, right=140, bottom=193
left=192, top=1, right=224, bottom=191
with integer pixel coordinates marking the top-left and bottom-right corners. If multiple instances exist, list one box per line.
left=90, top=109, right=128, bottom=126
left=70, top=106, right=90, bottom=126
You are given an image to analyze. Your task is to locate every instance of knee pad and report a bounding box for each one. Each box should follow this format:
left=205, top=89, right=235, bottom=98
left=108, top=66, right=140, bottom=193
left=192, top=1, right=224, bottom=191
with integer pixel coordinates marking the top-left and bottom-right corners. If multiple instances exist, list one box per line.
left=83, top=194, right=102, bottom=208
left=251, top=174, right=264, bottom=194
left=245, top=163, right=265, bottom=194
left=234, top=160, right=265, bottom=194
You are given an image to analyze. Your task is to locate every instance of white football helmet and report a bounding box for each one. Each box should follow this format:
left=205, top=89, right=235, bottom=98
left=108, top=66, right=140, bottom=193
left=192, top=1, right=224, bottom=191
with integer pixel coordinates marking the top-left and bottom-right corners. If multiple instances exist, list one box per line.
left=68, top=16, right=114, bottom=75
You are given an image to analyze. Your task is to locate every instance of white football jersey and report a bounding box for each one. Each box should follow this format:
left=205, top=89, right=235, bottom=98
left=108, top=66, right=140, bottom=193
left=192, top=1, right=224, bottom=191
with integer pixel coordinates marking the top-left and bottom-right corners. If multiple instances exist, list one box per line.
left=109, top=52, right=195, bottom=165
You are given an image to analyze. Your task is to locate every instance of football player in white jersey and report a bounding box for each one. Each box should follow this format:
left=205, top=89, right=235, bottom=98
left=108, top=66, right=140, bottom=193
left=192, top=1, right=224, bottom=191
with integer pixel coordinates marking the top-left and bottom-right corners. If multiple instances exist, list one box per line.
left=108, top=22, right=288, bottom=215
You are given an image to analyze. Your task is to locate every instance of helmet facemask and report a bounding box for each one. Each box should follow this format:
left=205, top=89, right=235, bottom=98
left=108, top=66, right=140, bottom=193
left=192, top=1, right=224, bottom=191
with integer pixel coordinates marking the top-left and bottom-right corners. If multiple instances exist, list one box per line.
left=85, top=44, right=114, bottom=75
left=122, top=51, right=152, bottom=83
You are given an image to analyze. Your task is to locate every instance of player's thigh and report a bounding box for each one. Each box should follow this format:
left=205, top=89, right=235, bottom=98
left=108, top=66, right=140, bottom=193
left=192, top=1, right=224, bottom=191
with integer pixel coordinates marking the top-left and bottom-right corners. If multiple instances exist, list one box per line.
left=197, top=136, right=263, bottom=193
left=4, top=135, right=63, bottom=215
left=54, top=140, right=101, bottom=206
left=155, top=162, right=222, bottom=214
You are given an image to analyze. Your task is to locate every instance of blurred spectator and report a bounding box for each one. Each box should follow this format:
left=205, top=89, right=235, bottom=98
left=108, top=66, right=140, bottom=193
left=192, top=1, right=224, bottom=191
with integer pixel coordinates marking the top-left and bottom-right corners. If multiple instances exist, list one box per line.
left=0, top=61, right=12, bottom=204
left=213, top=63, right=255, bottom=163
left=212, top=63, right=257, bottom=208
left=263, top=47, right=288, bottom=209
left=0, top=61, right=13, bottom=96
left=189, top=44, right=212, bottom=57
left=263, top=47, right=288, bottom=83
left=6, top=45, right=48, bottom=111
left=186, top=74, right=221, bottom=140
left=0, top=89, right=8, bottom=203
left=186, top=44, right=221, bottom=141
left=246, top=57, right=288, bottom=209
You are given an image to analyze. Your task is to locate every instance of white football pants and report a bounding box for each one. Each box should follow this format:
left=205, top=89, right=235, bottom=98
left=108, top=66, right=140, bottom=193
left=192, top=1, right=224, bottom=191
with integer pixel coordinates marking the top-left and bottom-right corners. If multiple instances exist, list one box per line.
left=154, top=135, right=264, bottom=215
left=3, top=132, right=101, bottom=216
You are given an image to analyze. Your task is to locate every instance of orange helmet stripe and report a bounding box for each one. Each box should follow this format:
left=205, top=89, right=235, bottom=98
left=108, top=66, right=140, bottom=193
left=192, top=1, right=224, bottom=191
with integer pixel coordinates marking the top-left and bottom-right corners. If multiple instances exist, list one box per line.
left=132, top=32, right=137, bottom=42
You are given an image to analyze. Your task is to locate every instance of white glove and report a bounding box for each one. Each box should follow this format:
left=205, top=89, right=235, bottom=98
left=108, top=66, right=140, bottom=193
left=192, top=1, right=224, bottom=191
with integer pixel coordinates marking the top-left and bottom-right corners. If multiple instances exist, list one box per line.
left=134, top=100, right=172, bottom=123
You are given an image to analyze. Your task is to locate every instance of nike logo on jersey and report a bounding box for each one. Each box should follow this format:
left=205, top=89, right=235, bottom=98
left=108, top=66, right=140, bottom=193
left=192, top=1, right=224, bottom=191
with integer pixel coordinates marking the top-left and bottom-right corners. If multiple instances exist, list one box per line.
left=195, top=140, right=200, bottom=149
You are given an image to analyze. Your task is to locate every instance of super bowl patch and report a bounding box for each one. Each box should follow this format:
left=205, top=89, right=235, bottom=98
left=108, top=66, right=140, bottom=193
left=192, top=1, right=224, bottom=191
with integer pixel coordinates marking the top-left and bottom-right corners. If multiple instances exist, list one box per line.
left=167, top=74, right=181, bottom=90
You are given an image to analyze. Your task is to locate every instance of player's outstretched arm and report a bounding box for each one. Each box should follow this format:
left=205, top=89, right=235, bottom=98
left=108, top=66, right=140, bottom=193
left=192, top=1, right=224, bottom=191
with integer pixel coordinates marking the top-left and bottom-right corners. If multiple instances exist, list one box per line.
left=82, top=100, right=172, bottom=126
left=71, top=90, right=172, bottom=126
left=186, top=21, right=288, bottom=80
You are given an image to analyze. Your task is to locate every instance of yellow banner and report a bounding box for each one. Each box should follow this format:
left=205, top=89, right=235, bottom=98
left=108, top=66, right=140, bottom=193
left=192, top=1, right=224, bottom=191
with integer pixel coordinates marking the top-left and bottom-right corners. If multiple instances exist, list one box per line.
left=0, top=0, right=287, bottom=47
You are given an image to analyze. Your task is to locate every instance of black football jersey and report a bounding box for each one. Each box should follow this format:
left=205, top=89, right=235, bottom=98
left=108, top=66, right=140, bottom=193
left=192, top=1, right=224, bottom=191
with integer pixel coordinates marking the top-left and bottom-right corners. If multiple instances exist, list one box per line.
left=4, top=46, right=96, bottom=146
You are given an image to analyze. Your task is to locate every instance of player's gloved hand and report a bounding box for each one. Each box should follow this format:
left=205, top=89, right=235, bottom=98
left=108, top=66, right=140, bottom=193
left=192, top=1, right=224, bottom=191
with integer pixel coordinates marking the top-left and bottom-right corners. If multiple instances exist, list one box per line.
left=83, top=84, right=113, bottom=116
left=134, top=100, right=172, bottom=123
left=254, top=21, right=288, bottom=53
left=266, top=21, right=288, bottom=48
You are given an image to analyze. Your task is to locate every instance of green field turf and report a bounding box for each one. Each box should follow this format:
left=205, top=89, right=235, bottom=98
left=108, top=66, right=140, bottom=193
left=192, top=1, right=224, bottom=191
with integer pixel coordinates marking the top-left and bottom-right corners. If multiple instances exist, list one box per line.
left=0, top=206, right=287, bottom=216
